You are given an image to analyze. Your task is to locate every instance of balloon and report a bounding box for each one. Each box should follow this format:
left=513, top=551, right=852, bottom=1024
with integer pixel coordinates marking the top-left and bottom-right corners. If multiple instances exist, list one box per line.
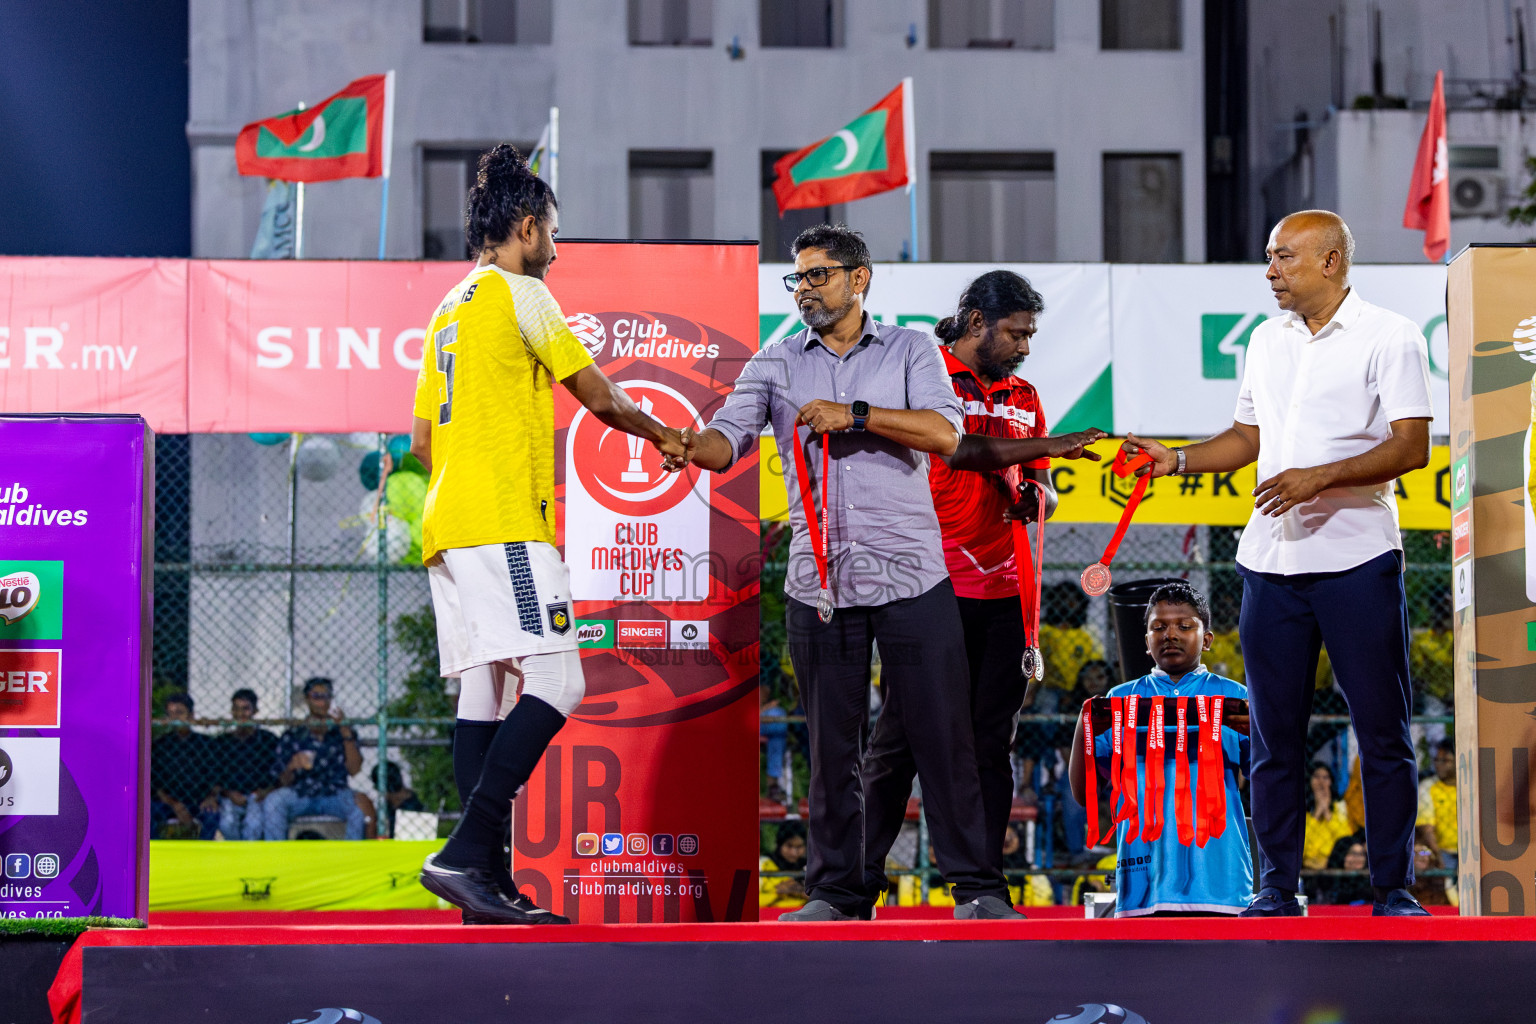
left=387, top=434, right=412, bottom=464
left=360, top=516, right=411, bottom=564
left=296, top=436, right=340, bottom=482
left=249, top=432, right=290, bottom=446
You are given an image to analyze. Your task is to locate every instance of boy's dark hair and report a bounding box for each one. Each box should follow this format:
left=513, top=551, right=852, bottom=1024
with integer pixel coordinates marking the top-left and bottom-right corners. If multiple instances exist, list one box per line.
left=232, top=688, right=258, bottom=709
left=165, top=691, right=193, bottom=713
left=303, top=676, right=333, bottom=697
left=1145, top=581, right=1211, bottom=631
left=934, top=270, right=1045, bottom=344
left=465, top=143, right=558, bottom=257
left=1435, top=737, right=1455, bottom=755
left=790, top=224, right=873, bottom=296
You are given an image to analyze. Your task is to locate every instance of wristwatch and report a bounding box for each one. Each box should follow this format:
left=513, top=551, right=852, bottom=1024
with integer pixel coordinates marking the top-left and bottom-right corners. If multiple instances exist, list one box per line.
left=850, top=400, right=870, bottom=431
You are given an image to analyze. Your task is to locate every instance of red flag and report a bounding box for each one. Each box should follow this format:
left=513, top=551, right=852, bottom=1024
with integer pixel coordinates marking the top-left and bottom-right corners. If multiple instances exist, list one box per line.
left=236, top=73, right=393, bottom=183
left=771, top=79, right=913, bottom=213
left=1402, top=70, right=1450, bottom=262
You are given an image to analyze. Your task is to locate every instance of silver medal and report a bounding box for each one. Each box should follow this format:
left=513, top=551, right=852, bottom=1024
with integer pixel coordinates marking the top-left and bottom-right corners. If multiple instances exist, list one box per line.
left=816, top=588, right=835, bottom=624
left=1020, top=646, right=1043, bottom=681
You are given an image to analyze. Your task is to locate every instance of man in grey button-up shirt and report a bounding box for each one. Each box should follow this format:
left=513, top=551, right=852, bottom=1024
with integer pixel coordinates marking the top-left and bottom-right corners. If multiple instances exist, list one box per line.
left=681, top=225, right=1014, bottom=921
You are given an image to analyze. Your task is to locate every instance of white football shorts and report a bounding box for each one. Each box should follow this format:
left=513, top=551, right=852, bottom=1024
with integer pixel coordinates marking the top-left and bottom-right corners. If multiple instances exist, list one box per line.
left=427, top=540, right=578, bottom=676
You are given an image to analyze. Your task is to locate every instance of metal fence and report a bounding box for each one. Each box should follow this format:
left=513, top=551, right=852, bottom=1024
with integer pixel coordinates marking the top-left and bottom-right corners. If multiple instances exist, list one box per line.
left=148, top=433, right=1455, bottom=902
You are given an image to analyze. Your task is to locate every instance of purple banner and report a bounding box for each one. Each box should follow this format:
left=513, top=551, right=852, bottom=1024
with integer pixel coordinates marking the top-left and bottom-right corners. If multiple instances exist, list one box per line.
left=0, top=415, right=152, bottom=920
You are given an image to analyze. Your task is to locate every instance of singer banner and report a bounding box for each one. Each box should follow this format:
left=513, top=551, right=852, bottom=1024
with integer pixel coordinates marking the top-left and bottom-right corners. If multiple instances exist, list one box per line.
left=511, top=242, right=761, bottom=923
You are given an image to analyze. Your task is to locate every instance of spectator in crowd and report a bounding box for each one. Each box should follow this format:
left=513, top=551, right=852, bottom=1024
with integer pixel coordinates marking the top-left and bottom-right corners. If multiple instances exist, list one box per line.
left=380, top=760, right=425, bottom=838
left=213, top=688, right=278, bottom=841
left=1409, top=587, right=1454, bottom=711
left=1070, top=852, right=1119, bottom=909
left=1408, top=844, right=1453, bottom=907
left=1416, top=738, right=1459, bottom=872
left=760, top=680, right=790, bottom=800
left=1314, top=836, right=1372, bottom=906
left=1040, top=583, right=1105, bottom=694
left=150, top=692, right=219, bottom=839
left=759, top=822, right=809, bottom=909
left=1057, top=659, right=1117, bottom=862
left=1303, top=762, right=1355, bottom=871
left=1000, top=822, right=1055, bottom=908
left=262, top=677, right=366, bottom=840
left=1204, top=589, right=1245, bottom=684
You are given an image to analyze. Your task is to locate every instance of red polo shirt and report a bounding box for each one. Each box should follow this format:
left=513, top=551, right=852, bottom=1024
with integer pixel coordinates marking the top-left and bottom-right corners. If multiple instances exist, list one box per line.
left=931, top=347, right=1049, bottom=600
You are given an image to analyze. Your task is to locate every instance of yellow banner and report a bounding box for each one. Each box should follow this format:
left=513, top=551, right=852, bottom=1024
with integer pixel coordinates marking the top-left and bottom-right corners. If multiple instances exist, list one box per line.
left=149, top=839, right=445, bottom=911
left=761, top=437, right=1452, bottom=530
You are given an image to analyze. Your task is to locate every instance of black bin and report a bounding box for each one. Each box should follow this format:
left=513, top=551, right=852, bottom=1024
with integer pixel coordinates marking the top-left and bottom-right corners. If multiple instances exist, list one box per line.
left=1107, top=577, right=1184, bottom=682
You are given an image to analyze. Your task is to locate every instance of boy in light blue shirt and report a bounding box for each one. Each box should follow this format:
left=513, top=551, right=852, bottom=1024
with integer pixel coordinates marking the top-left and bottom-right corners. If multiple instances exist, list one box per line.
left=1070, top=581, right=1251, bottom=916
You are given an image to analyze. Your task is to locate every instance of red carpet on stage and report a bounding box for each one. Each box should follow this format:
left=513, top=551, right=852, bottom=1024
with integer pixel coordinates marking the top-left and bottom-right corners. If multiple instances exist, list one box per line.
left=50, top=910, right=1529, bottom=1024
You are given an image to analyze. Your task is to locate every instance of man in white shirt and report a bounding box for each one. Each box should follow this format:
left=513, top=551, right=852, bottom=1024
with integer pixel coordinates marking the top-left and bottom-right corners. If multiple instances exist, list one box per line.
left=1126, top=210, right=1433, bottom=917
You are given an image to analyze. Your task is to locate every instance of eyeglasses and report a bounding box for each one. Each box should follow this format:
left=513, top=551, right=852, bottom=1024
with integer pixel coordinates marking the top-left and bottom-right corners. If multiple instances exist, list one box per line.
left=782, top=265, right=859, bottom=292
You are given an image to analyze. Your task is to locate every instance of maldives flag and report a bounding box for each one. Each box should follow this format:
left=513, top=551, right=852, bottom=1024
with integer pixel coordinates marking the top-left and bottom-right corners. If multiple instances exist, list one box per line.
left=236, top=72, right=394, bottom=182
left=772, top=78, right=914, bottom=214
left=1402, top=69, right=1450, bottom=261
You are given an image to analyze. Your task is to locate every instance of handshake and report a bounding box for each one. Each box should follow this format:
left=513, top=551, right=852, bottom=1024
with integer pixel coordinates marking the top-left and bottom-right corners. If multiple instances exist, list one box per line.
left=655, top=426, right=698, bottom=474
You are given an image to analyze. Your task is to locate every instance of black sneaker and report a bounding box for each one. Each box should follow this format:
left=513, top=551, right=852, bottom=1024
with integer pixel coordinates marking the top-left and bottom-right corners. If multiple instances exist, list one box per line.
left=1238, top=887, right=1303, bottom=917
left=422, top=852, right=570, bottom=925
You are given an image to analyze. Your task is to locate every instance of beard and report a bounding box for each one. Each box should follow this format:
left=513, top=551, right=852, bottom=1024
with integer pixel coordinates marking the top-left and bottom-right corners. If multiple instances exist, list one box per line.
left=976, top=332, right=1024, bottom=381
left=799, top=290, right=857, bottom=330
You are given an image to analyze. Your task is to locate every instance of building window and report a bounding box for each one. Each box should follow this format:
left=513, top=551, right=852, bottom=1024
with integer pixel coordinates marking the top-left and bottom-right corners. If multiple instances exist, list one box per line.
left=929, top=152, right=1055, bottom=261
left=629, top=150, right=714, bottom=239
left=1102, top=153, right=1183, bottom=262
left=423, top=0, right=552, bottom=44
left=1100, top=0, right=1179, bottom=50
left=761, top=0, right=844, bottom=48
left=629, top=0, right=712, bottom=46
left=422, top=145, right=533, bottom=260
left=760, top=151, right=844, bottom=262
left=928, top=0, right=1053, bottom=50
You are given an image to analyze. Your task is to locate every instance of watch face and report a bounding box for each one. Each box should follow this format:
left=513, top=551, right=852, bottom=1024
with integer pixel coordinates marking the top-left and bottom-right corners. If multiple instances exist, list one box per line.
left=852, top=401, right=870, bottom=416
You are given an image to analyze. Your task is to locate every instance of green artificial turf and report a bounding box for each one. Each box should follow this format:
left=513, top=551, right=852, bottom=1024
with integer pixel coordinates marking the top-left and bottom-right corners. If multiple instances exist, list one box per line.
left=0, top=916, right=146, bottom=940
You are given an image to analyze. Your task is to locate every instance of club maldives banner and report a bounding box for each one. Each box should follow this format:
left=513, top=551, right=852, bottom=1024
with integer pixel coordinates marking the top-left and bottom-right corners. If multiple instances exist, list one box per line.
left=0, top=415, right=153, bottom=920
left=512, top=242, right=761, bottom=923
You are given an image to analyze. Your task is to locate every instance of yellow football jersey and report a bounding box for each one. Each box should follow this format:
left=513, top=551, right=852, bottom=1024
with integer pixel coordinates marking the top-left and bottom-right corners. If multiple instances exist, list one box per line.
left=412, top=265, right=593, bottom=561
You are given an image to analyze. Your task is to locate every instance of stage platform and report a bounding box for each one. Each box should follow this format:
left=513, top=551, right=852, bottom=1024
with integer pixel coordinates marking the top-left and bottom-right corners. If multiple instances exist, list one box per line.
left=46, top=909, right=1532, bottom=1024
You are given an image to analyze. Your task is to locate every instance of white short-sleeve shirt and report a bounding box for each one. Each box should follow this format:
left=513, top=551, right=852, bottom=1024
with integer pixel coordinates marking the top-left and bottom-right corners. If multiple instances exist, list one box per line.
left=1233, top=288, right=1433, bottom=575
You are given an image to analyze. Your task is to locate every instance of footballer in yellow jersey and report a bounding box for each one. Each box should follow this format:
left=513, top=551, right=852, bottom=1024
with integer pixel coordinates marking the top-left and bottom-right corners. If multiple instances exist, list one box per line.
left=415, top=145, right=686, bottom=925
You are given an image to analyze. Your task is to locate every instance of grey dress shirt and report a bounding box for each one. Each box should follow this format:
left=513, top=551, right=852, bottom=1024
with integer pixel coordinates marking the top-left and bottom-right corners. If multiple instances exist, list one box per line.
left=706, top=314, right=963, bottom=608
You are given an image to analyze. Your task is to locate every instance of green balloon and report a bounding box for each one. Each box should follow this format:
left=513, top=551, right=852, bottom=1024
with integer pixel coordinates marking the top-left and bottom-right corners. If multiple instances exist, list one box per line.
left=358, top=451, right=383, bottom=491
left=249, top=432, right=290, bottom=446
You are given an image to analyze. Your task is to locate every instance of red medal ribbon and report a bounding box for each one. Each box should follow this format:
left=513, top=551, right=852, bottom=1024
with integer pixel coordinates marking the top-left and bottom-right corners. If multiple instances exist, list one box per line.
left=789, top=427, right=832, bottom=602
left=1203, top=696, right=1228, bottom=841
left=1099, top=448, right=1152, bottom=567
left=1105, top=697, right=1124, bottom=844
left=1009, top=477, right=1047, bottom=658
left=1174, top=697, right=1194, bottom=846
left=1117, top=695, right=1140, bottom=839
left=1194, top=696, right=1224, bottom=848
left=1082, top=700, right=1100, bottom=848
left=1141, top=697, right=1166, bottom=842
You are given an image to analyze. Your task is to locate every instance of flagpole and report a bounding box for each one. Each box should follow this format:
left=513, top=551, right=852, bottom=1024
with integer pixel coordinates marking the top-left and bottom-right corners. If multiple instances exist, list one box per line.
left=549, top=105, right=560, bottom=196
left=902, top=77, right=918, bottom=261
left=378, top=70, right=396, bottom=260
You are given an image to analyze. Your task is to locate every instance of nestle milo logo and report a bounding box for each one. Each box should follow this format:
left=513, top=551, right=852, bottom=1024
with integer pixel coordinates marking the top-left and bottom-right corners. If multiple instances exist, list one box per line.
left=576, top=620, right=614, bottom=648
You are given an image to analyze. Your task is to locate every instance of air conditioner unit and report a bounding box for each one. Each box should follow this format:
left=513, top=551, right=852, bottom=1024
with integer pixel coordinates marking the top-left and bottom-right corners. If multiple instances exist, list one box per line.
left=1450, top=170, right=1504, bottom=218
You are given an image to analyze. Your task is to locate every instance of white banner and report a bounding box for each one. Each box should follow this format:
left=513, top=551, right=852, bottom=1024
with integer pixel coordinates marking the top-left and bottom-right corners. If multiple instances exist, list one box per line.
left=0, top=737, right=60, bottom=816
left=760, top=263, right=1450, bottom=437
left=1107, top=264, right=1450, bottom=436
left=760, top=263, right=1113, bottom=432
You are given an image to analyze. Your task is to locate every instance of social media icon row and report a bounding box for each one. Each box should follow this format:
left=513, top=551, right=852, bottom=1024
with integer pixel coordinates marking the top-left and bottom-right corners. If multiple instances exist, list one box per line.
left=4, top=852, right=59, bottom=879
left=575, top=832, right=699, bottom=857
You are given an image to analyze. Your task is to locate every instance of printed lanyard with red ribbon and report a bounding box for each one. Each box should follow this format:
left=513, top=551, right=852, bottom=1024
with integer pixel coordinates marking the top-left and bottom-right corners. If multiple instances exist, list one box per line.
left=1194, top=695, right=1227, bottom=847
left=1173, top=698, right=1195, bottom=845
left=1010, top=478, right=1047, bottom=681
left=1117, top=696, right=1140, bottom=838
left=1140, top=697, right=1166, bottom=842
left=1081, top=448, right=1153, bottom=596
left=790, top=427, right=835, bottom=624
left=1083, top=700, right=1102, bottom=847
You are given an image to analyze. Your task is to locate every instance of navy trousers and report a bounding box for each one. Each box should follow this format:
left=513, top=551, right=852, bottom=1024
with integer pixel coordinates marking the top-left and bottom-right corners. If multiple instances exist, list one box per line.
left=1239, top=550, right=1418, bottom=892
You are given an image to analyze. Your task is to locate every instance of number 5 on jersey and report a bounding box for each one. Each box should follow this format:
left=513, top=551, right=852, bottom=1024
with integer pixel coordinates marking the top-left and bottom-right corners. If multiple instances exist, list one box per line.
left=435, top=321, right=459, bottom=425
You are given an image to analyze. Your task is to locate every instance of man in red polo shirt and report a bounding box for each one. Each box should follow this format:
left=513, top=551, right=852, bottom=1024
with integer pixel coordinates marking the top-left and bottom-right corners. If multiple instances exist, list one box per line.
left=861, top=270, right=1107, bottom=902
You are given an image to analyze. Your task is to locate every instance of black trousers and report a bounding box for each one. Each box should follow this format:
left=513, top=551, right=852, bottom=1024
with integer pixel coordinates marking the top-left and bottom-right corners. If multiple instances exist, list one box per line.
left=788, top=580, right=1007, bottom=914
left=862, top=594, right=1028, bottom=892
left=1239, top=551, right=1418, bottom=892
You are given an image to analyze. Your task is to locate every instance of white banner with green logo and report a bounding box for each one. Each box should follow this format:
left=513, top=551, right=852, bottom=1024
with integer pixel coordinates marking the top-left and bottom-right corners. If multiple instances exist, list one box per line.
left=759, top=263, right=1448, bottom=436
left=1108, top=264, right=1449, bottom=436
left=759, top=263, right=1113, bottom=432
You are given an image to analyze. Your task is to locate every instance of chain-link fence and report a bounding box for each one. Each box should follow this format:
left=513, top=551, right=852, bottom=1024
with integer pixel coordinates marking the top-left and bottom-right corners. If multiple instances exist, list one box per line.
left=147, top=433, right=1456, bottom=905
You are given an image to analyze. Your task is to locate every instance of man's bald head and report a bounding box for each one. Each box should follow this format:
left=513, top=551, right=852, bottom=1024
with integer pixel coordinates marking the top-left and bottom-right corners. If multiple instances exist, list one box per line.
left=1276, top=210, right=1354, bottom=281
